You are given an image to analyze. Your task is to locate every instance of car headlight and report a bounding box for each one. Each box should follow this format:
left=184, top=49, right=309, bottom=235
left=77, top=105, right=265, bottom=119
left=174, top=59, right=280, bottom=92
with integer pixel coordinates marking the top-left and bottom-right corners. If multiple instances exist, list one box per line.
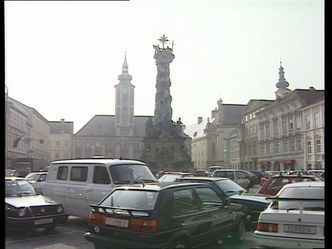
left=18, top=208, right=26, bottom=217
left=57, top=205, right=63, bottom=213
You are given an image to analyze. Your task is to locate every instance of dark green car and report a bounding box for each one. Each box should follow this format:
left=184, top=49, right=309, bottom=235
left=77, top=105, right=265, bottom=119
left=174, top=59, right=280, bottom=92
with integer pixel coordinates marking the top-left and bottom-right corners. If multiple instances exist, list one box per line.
left=84, top=182, right=246, bottom=248
left=177, top=177, right=270, bottom=225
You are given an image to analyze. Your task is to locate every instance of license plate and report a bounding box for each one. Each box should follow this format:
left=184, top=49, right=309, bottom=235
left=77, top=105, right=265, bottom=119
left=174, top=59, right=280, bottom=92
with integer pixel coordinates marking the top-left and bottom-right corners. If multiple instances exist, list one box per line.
left=34, top=218, right=53, bottom=225
left=106, top=217, right=129, bottom=228
left=284, top=224, right=316, bottom=234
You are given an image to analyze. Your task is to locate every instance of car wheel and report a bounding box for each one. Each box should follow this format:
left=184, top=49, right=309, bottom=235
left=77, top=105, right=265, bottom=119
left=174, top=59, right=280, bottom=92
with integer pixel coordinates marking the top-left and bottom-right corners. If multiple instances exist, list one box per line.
left=173, top=238, right=188, bottom=248
left=232, top=219, right=246, bottom=243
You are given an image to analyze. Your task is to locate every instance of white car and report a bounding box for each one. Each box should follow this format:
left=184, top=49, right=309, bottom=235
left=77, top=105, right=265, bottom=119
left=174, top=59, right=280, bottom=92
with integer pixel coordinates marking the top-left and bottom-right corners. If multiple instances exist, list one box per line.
left=25, top=171, right=48, bottom=194
left=254, top=181, right=324, bottom=248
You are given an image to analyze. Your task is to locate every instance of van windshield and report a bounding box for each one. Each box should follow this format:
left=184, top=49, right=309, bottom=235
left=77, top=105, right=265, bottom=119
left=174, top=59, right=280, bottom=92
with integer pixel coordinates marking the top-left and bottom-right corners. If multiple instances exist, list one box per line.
left=110, top=164, right=157, bottom=184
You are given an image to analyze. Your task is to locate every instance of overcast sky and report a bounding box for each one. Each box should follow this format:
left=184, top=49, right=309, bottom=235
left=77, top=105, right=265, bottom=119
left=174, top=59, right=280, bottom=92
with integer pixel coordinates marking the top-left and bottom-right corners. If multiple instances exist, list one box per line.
left=5, top=0, right=324, bottom=133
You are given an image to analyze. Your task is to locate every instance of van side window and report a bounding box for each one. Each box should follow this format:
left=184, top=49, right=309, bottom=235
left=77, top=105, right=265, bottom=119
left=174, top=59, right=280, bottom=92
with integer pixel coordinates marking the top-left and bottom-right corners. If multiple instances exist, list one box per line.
left=57, top=166, right=68, bottom=180
left=93, top=166, right=110, bottom=184
left=70, top=166, right=88, bottom=181
left=172, top=189, right=200, bottom=215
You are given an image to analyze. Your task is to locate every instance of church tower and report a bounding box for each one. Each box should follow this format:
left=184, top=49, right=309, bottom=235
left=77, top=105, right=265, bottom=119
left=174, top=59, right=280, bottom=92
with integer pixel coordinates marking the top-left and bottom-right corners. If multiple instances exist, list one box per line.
left=275, top=62, right=291, bottom=99
left=114, top=54, right=135, bottom=136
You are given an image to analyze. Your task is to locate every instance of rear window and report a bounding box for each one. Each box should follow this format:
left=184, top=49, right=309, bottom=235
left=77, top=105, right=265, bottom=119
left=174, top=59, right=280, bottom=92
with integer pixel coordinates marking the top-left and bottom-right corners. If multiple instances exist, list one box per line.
left=100, top=189, right=158, bottom=210
left=110, top=164, right=156, bottom=184
left=213, top=171, right=234, bottom=180
left=273, top=186, right=324, bottom=211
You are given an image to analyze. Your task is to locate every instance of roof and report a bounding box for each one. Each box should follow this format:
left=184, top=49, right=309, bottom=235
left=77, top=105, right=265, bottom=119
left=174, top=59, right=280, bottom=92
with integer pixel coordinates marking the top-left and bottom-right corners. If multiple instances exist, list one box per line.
left=280, top=181, right=324, bottom=188
left=50, top=158, right=147, bottom=165
left=49, top=120, right=74, bottom=134
left=221, top=104, right=246, bottom=125
left=113, top=181, right=207, bottom=191
left=75, top=114, right=152, bottom=136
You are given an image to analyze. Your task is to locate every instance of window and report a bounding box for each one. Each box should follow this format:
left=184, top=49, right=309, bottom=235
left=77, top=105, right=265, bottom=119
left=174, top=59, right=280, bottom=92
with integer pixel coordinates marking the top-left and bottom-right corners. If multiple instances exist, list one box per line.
left=297, top=137, right=302, bottom=152
left=282, top=116, right=287, bottom=134
left=266, top=121, right=270, bottom=138
left=70, top=166, right=88, bottom=181
left=273, top=119, right=278, bottom=136
left=274, top=141, right=279, bottom=154
left=290, top=138, right=295, bottom=152
left=57, top=166, right=68, bottom=180
left=172, top=189, right=199, bottom=214
left=283, top=140, right=288, bottom=153
left=196, top=187, right=223, bottom=209
left=260, top=124, right=264, bottom=138
left=314, top=112, right=320, bottom=128
left=289, top=116, right=294, bottom=130
left=316, top=139, right=321, bottom=153
left=307, top=140, right=312, bottom=154
left=305, top=115, right=311, bottom=130
left=93, top=166, right=110, bottom=184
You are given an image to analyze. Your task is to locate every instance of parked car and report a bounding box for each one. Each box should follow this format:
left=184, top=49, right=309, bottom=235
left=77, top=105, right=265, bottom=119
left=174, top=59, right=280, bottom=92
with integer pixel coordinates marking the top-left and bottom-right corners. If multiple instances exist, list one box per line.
left=240, top=170, right=258, bottom=188
left=257, top=173, right=321, bottom=196
left=255, top=181, right=324, bottom=248
left=25, top=171, right=48, bottom=194
left=84, top=181, right=247, bottom=248
left=249, top=170, right=263, bottom=183
left=212, top=169, right=250, bottom=190
left=307, top=169, right=324, bottom=177
left=259, top=170, right=283, bottom=185
left=5, top=177, right=68, bottom=232
left=43, top=158, right=157, bottom=218
left=158, top=171, right=194, bottom=182
left=176, top=177, right=270, bottom=225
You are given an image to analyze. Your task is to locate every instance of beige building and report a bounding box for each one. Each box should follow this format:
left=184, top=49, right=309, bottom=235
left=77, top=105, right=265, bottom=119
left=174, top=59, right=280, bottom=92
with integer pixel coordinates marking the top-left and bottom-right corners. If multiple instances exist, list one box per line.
left=5, top=95, right=28, bottom=171
left=185, top=99, right=246, bottom=170
left=7, top=97, right=50, bottom=172
left=301, top=99, right=325, bottom=170
left=257, top=65, right=324, bottom=171
left=49, top=119, right=74, bottom=162
left=238, top=99, right=274, bottom=170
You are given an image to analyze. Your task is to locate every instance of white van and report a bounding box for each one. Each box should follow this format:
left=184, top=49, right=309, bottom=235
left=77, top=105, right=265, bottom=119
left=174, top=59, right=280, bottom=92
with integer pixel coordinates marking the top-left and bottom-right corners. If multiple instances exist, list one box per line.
left=43, top=158, right=157, bottom=218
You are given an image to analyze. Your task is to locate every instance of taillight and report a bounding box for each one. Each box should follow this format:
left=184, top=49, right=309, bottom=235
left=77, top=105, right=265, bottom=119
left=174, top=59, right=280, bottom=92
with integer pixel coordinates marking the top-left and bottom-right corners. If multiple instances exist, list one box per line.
left=88, top=212, right=106, bottom=225
left=129, top=219, right=158, bottom=233
left=256, top=222, right=278, bottom=232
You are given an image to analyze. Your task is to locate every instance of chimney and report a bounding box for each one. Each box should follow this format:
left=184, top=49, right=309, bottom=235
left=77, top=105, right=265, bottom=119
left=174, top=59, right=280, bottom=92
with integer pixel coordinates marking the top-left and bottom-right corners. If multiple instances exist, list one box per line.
left=198, top=117, right=203, bottom=124
left=61, top=118, right=65, bottom=123
left=309, top=86, right=316, bottom=90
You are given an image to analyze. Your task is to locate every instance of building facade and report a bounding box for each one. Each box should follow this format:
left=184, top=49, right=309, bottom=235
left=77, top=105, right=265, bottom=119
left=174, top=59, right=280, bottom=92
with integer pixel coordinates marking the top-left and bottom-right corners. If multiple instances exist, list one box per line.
left=49, top=119, right=74, bottom=162
left=185, top=99, right=246, bottom=170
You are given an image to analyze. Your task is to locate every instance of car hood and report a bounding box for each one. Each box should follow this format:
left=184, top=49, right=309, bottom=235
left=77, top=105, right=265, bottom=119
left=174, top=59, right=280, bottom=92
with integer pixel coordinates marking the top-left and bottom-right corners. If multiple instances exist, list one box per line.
left=5, top=195, right=58, bottom=208
left=229, top=194, right=269, bottom=204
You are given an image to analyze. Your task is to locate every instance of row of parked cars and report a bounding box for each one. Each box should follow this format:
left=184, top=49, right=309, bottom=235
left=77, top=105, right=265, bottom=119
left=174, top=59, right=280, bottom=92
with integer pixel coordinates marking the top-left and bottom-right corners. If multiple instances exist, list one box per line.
left=5, top=159, right=324, bottom=248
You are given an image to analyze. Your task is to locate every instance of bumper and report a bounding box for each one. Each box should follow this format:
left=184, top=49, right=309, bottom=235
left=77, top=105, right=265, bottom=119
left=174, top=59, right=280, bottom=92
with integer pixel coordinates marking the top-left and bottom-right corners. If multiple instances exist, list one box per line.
left=6, top=214, right=68, bottom=231
left=85, top=231, right=168, bottom=249
left=254, top=231, right=324, bottom=248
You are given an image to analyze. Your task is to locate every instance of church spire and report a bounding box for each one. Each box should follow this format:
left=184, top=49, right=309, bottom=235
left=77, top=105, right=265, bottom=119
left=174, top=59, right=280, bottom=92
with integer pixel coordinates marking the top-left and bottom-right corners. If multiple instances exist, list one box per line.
left=276, top=61, right=289, bottom=89
left=122, top=51, right=128, bottom=74
left=274, top=61, right=291, bottom=99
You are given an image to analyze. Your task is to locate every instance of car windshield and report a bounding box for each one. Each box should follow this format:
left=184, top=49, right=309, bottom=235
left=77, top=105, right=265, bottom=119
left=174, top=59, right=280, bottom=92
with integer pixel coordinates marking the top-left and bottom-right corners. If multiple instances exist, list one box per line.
left=101, top=189, right=158, bottom=210
left=272, top=186, right=324, bottom=211
left=5, top=179, right=37, bottom=196
left=215, top=179, right=246, bottom=196
left=110, top=164, right=157, bottom=184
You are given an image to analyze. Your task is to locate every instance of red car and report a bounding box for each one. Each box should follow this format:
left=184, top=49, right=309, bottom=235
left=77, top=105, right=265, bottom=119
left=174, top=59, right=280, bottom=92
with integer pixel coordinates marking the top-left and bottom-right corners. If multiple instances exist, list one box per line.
left=257, top=173, right=322, bottom=196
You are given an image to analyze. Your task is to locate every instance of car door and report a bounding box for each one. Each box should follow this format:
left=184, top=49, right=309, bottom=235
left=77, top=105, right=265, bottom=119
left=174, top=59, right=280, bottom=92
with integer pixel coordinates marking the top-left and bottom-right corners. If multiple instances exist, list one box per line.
left=65, top=165, right=90, bottom=217
left=86, top=165, right=113, bottom=206
left=195, top=186, right=235, bottom=236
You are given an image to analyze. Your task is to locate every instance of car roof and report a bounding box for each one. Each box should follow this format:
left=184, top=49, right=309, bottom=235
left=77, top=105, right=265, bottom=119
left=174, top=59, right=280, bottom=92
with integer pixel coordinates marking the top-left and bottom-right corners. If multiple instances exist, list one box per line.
left=50, top=158, right=146, bottom=166
left=176, top=176, right=230, bottom=181
left=280, top=181, right=324, bottom=188
left=162, top=172, right=193, bottom=175
left=5, top=177, right=26, bottom=180
left=271, top=174, right=316, bottom=178
left=113, top=182, right=208, bottom=191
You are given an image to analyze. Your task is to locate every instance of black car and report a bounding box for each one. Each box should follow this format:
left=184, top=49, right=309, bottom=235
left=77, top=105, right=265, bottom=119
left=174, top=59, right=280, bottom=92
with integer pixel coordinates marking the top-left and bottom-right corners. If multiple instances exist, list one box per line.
left=5, top=177, right=68, bottom=232
left=241, top=170, right=258, bottom=188
left=176, top=177, right=269, bottom=225
left=84, top=182, right=246, bottom=248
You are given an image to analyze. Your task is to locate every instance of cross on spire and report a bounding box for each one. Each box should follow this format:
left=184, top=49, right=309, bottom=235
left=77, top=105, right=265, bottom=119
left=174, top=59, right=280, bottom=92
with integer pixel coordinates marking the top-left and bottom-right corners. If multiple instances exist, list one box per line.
left=158, top=34, right=169, bottom=49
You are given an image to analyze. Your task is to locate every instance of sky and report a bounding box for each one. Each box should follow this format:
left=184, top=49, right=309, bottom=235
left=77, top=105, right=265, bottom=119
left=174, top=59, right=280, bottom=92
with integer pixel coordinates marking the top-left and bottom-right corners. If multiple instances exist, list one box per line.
left=5, top=0, right=324, bottom=133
